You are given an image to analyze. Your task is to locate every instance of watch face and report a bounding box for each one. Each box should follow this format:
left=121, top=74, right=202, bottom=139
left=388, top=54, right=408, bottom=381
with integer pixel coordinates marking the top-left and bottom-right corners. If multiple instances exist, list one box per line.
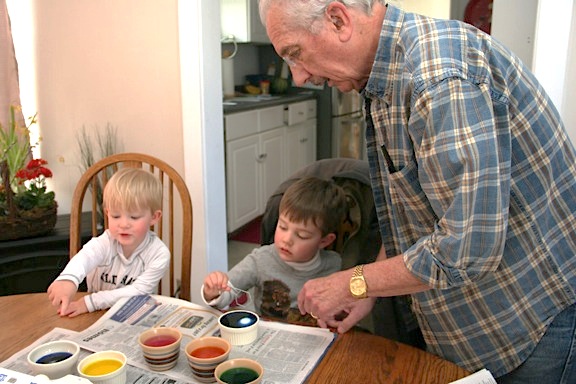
left=350, top=278, right=366, bottom=296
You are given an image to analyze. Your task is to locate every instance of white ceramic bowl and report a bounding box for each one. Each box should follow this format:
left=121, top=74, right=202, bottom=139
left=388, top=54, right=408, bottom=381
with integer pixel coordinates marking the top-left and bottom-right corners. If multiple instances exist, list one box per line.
left=27, top=340, right=80, bottom=379
left=218, top=310, right=259, bottom=346
left=215, top=358, right=264, bottom=384
left=77, top=350, right=127, bottom=384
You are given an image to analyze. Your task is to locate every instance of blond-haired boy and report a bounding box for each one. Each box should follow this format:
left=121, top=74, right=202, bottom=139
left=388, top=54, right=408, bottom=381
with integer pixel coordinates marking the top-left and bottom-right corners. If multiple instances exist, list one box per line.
left=48, top=167, right=170, bottom=317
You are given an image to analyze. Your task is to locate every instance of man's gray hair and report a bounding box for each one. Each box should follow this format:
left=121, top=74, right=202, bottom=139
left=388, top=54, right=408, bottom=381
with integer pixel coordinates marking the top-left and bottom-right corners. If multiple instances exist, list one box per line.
left=258, top=0, right=384, bottom=33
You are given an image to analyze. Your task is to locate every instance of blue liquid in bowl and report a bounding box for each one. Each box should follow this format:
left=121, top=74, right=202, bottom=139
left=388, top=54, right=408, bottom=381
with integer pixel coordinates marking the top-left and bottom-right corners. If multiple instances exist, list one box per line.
left=36, top=352, right=73, bottom=364
left=220, top=312, right=258, bottom=329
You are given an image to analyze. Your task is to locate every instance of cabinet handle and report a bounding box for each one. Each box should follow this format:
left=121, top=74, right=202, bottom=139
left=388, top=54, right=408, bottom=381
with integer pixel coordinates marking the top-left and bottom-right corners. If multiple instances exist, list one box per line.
left=300, top=138, right=308, bottom=143
left=257, top=153, right=267, bottom=162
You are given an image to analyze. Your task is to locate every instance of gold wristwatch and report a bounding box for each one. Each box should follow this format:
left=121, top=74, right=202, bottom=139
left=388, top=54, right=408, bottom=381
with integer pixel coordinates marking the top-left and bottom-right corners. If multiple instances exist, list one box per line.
left=349, top=264, right=368, bottom=299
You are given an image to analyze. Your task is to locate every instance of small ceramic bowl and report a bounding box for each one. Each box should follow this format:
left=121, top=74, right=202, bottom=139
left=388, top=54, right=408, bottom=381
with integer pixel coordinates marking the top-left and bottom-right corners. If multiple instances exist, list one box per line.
left=215, top=358, right=264, bottom=384
left=77, top=350, right=127, bottom=384
left=218, top=310, right=259, bottom=346
left=27, top=340, right=81, bottom=379
left=138, top=327, right=182, bottom=371
left=185, top=336, right=231, bottom=383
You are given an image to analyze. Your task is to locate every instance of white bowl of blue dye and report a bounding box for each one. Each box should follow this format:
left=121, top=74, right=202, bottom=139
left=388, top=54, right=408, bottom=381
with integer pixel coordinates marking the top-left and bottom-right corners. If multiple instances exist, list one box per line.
left=27, top=340, right=80, bottom=379
left=218, top=310, right=259, bottom=346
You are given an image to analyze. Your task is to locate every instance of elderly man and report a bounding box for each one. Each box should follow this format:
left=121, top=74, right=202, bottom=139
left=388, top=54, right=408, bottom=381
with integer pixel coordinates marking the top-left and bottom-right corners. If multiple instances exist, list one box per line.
left=258, top=1, right=576, bottom=383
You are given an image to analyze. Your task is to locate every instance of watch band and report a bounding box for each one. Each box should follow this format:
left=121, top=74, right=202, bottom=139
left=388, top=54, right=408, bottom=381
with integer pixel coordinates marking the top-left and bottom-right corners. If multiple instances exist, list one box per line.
left=352, top=264, right=364, bottom=278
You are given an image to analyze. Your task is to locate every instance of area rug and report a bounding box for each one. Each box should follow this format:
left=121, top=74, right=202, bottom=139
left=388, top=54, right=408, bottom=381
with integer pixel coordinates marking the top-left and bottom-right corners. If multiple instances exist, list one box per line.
left=229, top=216, right=262, bottom=244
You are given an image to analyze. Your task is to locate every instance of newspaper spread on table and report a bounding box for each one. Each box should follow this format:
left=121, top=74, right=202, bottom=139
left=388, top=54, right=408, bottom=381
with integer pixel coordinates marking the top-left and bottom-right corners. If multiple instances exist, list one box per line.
left=0, top=294, right=336, bottom=384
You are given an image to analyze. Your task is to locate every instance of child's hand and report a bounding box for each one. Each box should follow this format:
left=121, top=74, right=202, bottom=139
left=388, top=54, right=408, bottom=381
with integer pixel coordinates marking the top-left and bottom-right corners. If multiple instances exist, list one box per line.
left=60, top=298, right=89, bottom=318
left=47, top=280, right=78, bottom=316
left=203, top=271, right=230, bottom=301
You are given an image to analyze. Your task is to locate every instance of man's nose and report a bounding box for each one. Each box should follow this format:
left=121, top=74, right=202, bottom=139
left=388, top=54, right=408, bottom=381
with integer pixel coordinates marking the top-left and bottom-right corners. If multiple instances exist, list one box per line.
left=290, top=66, right=311, bottom=87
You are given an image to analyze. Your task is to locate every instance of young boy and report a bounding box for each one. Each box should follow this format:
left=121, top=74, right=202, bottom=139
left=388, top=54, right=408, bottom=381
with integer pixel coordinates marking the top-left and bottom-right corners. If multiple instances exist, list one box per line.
left=202, top=177, right=348, bottom=322
left=47, top=167, right=170, bottom=317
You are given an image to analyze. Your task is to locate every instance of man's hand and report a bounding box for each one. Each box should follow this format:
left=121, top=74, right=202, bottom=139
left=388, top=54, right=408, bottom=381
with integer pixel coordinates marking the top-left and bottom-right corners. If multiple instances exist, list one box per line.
left=297, top=270, right=375, bottom=333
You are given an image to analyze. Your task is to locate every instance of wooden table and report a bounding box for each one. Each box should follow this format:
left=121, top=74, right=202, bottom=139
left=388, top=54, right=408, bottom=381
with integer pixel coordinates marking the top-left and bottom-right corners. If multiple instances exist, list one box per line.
left=0, top=293, right=470, bottom=383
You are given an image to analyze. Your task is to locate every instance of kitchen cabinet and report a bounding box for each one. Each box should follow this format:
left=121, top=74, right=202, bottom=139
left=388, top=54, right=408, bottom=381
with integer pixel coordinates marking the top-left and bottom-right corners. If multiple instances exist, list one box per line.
left=285, top=100, right=317, bottom=177
left=220, top=0, right=270, bottom=44
left=225, top=106, right=285, bottom=232
left=224, top=99, right=317, bottom=233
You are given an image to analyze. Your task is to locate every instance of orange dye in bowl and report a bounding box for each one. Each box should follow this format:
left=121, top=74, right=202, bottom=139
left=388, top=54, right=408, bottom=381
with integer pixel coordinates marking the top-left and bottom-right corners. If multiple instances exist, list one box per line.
left=191, top=346, right=226, bottom=359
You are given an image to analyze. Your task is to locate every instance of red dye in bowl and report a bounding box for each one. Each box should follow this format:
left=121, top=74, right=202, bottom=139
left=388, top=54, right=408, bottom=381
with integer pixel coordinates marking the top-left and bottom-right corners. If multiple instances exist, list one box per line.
left=143, top=335, right=178, bottom=347
left=191, top=346, right=226, bottom=359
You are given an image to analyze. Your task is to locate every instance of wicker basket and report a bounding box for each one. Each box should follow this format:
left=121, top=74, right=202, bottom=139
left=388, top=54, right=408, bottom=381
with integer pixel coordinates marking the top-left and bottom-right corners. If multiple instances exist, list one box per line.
left=0, top=202, right=58, bottom=241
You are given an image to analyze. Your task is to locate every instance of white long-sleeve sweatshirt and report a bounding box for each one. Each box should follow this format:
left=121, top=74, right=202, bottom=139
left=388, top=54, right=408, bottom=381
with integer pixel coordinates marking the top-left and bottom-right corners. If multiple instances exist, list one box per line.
left=56, top=230, right=170, bottom=312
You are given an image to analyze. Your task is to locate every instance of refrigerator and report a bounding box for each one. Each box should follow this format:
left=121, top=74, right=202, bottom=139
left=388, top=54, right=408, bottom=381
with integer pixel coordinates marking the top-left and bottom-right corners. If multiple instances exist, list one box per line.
left=331, top=88, right=366, bottom=160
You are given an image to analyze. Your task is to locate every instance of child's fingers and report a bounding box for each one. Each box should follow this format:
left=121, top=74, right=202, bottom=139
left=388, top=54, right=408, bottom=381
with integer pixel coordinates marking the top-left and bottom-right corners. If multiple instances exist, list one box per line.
left=58, top=298, right=70, bottom=316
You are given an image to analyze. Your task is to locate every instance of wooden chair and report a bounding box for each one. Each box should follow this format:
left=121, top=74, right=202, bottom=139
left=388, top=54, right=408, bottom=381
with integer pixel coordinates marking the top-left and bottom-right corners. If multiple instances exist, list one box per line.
left=69, top=153, right=193, bottom=301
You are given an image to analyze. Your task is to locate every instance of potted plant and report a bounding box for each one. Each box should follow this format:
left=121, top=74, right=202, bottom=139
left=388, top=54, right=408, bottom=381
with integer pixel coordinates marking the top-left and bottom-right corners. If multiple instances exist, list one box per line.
left=0, top=106, right=57, bottom=241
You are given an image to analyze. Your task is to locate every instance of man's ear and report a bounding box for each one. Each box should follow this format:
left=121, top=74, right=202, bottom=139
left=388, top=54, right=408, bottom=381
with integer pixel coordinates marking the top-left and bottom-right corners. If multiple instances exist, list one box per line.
left=318, top=232, right=337, bottom=249
left=325, top=2, right=352, bottom=41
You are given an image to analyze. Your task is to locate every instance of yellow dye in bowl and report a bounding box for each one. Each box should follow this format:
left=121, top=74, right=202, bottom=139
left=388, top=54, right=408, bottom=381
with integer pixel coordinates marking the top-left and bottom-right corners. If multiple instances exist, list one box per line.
left=81, top=358, right=123, bottom=376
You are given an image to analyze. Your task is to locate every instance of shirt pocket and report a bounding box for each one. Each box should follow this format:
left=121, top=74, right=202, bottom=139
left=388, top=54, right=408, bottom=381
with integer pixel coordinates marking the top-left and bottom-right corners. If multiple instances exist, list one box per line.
left=387, top=157, right=438, bottom=248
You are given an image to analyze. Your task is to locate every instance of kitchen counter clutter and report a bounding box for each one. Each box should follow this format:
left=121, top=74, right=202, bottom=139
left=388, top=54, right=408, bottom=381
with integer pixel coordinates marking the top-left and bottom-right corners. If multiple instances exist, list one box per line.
left=222, top=91, right=315, bottom=114
left=224, top=93, right=317, bottom=233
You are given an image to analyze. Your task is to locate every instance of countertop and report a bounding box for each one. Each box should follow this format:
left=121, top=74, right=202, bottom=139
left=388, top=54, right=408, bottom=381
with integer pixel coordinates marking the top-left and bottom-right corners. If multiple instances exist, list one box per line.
left=223, top=91, right=316, bottom=114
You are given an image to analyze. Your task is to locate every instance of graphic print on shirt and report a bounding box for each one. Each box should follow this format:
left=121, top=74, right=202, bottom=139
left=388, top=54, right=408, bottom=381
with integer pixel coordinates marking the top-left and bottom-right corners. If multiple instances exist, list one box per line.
left=100, top=271, right=135, bottom=286
left=259, top=279, right=317, bottom=326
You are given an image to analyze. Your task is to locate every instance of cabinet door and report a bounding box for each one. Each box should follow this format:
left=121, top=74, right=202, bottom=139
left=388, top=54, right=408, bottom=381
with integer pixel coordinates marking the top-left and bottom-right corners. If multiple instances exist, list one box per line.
left=220, top=0, right=270, bottom=43
left=226, top=135, right=260, bottom=232
left=285, top=119, right=317, bottom=177
left=248, top=0, right=270, bottom=43
left=284, top=123, right=302, bottom=178
left=260, top=127, right=285, bottom=212
left=301, top=118, right=317, bottom=168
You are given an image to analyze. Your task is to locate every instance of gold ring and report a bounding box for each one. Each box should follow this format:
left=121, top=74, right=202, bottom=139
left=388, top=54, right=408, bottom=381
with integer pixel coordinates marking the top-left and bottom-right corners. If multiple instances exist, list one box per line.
left=310, top=312, right=318, bottom=319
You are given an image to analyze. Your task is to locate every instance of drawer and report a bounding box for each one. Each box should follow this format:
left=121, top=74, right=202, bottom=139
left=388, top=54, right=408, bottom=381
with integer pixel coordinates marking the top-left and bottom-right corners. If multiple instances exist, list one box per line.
left=306, top=100, right=317, bottom=119
left=225, top=110, right=258, bottom=141
left=259, top=105, right=285, bottom=132
left=288, top=101, right=307, bottom=125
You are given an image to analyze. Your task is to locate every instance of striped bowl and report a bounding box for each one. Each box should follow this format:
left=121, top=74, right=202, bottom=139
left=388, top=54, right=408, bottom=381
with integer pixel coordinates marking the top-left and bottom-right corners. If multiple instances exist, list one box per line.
left=138, top=327, right=182, bottom=371
left=185, top=337, right=231, bottom=383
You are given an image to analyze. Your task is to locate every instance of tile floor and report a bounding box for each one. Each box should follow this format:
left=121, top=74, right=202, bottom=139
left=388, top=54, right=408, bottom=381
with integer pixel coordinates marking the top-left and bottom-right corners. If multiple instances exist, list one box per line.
left=227, top=240, right=259, bottom=268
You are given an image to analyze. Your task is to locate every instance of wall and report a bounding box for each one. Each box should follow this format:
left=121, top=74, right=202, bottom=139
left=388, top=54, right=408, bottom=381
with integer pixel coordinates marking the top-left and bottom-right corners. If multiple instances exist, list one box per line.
left=563, top=3, right=576, bottom=144
left=492, top=0, right=576, bottom=145
left=402, top=0, right=451, bottom=18
left=26, top=0, right=184, bottom=211
left=532, top=0, right=575, bottom=145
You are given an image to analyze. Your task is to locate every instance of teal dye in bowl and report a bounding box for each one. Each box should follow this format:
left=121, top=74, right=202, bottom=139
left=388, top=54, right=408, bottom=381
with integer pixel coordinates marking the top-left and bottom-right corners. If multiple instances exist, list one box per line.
left=219, top=367, right=259, bottom=383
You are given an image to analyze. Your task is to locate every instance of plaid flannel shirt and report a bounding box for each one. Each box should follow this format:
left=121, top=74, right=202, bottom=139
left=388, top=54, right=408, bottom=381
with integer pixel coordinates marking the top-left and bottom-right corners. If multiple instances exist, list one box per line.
left=362, top=4, right=576, bottom=376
